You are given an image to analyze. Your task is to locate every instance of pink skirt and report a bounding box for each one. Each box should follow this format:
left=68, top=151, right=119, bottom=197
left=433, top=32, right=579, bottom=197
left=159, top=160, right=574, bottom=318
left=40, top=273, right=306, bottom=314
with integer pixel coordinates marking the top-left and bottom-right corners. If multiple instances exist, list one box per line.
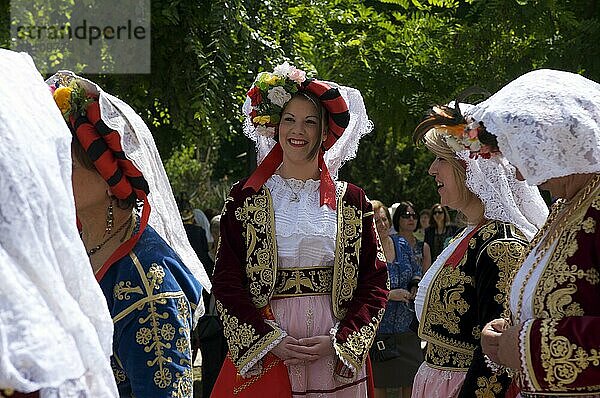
left=271, top=295, right=368, bottom=397
left=411, top=362, right=467, bottom=398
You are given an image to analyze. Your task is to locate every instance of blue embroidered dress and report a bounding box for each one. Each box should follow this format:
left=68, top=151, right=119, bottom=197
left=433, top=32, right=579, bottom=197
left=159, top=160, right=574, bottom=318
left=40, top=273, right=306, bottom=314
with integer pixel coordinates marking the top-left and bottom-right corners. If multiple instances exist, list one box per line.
left=99, top=225, right=203, bottom=398
left=377, top=235, right=421, bottom=334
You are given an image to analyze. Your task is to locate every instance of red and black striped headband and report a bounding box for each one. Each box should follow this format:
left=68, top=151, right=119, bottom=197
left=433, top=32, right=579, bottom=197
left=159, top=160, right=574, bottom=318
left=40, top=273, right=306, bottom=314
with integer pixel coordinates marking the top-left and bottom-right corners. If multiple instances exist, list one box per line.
left=300, top=79, right=350, bottom=148
left=69, top=100, right=149, bottom=202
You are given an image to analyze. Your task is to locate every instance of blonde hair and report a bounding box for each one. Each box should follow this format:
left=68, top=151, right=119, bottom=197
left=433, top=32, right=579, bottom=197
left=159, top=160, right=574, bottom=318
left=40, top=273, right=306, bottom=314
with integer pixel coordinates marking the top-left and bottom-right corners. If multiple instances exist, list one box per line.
left=370, top=199, right=391, bottom=223
left=423, top=128, right=476, bottom=206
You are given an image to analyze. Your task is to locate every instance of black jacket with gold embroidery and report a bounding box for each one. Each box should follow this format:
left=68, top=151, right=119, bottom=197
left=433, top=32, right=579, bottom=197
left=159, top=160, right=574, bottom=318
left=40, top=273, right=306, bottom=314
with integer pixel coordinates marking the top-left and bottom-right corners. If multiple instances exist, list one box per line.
left=418, top=220, right=527, bottom=397
left=212, top=178, right=389, bottom=377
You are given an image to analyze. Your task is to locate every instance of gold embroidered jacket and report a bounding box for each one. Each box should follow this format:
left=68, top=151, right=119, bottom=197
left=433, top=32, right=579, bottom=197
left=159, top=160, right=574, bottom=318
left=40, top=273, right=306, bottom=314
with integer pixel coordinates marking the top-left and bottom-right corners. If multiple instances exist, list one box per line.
left=212, top=179, right=389, bottom=377
left=519, top=184, right=600, bottom=396
left=419, top=220, right=527, bottom=397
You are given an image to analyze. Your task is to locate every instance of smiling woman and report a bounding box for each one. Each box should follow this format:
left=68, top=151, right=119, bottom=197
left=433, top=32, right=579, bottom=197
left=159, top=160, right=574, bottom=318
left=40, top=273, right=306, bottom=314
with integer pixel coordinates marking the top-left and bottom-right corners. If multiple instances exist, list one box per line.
left=211, top=62, right=389, bottom=398
left=409, top=101, right=548, bottom=398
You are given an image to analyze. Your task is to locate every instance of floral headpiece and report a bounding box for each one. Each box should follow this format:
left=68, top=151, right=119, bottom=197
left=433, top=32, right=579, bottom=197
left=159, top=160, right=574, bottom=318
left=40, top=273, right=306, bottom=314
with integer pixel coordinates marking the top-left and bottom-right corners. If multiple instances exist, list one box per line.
left=413, top=88, right=498, bottom=158
left=50, top=74, right=94, bottom=122
left=242, top=62, right=351, bottom=210
left=244, top=61, right=307, bottom=138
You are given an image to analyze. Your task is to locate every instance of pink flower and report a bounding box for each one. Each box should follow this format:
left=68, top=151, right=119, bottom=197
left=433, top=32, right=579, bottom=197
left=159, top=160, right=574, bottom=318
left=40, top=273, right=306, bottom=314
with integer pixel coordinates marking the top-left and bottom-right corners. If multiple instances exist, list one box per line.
left=288, top=68, right=306, bottom=84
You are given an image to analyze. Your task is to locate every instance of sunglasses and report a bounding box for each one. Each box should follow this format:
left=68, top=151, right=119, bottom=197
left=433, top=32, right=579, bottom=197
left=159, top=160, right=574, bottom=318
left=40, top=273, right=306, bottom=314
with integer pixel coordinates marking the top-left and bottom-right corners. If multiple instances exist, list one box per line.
left=400, top=212, right=418, bottom=219
left=432, top=210, right=445, bottom=215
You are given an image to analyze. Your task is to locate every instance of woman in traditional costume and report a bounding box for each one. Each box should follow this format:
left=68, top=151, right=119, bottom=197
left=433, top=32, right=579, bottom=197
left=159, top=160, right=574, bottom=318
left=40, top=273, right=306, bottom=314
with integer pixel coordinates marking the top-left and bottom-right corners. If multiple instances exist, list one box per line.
left=211, top=62, right=389, bottom=397
left=475, top=69, right=600, bottom=397
left=410, top=99, right=548, bottom=398
left=46, top=71, right=210, bottom=397
left=0, top=50, right=118, bottom=398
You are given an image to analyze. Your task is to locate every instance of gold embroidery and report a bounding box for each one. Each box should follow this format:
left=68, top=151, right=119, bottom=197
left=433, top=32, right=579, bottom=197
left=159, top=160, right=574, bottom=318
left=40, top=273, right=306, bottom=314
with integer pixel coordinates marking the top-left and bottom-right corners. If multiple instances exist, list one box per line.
left=148, top=264, right=166, bottom=291
left=235, top=188, right=277, bottom=308
left=422, top=265, right=472, bottom=334
left=273, top=266, right=333, bottom=297
left=112, top=357, right=127, bottom=384
left=591, top=194, right=600, bottom=210
left=332, top=182, right=361, bottom=319
left=216, top=299, right=281, bottom=372
left=534, top=220, right=600, bottom=319
left=154, top=367, right=172, bottom=389
left=582, top=217, right=596, bottom=234
left=425, top=342, right=473, bottom=369
left=114, top=280, right=143, bottom=300
left=335, top=309, right=384, bottom=370
left=475, top=374, right=502, bottom=398
left=171, top=368, right=193, bottom=398
left=478, top=222, right=498, bottom=242
left=472, top=326, right=481, bottom=340
left=485, top=239, right=526, bottom=304
left=540, top=319, right=600, bottom=391
left=533, top=183, right=600, bottom=319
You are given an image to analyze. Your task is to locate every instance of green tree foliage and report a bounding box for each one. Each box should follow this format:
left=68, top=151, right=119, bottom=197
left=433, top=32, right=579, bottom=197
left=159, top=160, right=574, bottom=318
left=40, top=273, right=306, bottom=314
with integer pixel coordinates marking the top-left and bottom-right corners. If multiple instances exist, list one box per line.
left=1, top=0, right=599, bottom=212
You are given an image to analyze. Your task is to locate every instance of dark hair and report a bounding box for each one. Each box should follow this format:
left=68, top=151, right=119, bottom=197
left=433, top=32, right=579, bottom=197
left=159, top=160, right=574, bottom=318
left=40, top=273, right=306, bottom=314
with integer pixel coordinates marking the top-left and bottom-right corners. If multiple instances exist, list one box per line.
left=392, top=201, right=415, bottom=232
left=71, top=139, right=137, bottom=210
left=280, top=91, right=328, bottom=161
left=430, top=203, right=450, bottom=227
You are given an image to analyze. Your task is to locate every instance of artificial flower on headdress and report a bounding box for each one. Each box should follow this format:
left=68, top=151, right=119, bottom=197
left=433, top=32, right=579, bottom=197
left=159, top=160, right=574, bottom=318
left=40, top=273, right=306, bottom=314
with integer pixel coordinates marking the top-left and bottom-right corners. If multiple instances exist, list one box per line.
left=244, top=61, right=308, bottom=138
left=51, top=77, right=94, bottom=122
left=413, top=93, right=499, bottom=159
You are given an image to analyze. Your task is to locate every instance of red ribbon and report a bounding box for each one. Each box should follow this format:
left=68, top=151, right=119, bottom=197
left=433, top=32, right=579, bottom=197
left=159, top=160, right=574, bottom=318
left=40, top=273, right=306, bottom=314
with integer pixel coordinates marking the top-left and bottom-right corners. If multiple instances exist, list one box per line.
left=444, top=222, right=484, bottom=269
left=243, top=145, right=337, bottom=210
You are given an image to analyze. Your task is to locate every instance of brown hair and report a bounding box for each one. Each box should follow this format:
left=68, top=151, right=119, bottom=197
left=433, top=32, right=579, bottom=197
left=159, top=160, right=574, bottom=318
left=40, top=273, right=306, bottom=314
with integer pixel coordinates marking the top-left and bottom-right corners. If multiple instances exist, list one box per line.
left=429, top=203, right=451, bottom=228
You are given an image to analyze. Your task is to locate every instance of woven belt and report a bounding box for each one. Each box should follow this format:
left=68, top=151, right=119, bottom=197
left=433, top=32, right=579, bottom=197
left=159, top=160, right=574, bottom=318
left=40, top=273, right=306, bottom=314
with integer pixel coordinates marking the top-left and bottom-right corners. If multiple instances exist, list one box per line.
left=273, top=266, right=333, bottom=298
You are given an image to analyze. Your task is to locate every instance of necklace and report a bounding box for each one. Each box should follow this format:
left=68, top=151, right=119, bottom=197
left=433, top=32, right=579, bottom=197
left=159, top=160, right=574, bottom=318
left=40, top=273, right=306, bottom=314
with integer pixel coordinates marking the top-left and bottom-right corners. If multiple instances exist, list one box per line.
left=282, top=178, right=304, bottom=202
left=512, top=174, right=600, bottom=323
left=87, top=214, right=134, bottom=256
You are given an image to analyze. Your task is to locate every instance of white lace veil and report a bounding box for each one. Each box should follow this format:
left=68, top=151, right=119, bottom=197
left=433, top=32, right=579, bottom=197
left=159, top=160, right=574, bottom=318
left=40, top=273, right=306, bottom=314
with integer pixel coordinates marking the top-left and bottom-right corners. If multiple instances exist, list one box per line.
left=0, top=50, right=118, bottom=397
left=458, top=151, right=548, bottom=240
left=465, top=69, right=600, bottom=186
left=45, top=72, right=212, bottom=316
left=424, top=102, right=548, bottom=240
left=243, top=82, right=373, bottom=179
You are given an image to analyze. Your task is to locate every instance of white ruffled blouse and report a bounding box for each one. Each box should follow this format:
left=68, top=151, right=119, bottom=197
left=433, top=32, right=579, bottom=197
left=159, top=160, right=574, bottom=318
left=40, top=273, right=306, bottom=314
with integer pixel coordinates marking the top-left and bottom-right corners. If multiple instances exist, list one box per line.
left=265, top=174, right=338, bottom=268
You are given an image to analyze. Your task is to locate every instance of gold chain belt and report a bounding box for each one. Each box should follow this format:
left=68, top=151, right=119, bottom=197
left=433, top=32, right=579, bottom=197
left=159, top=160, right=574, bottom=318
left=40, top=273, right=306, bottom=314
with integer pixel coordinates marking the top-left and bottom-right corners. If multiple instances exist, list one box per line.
left=272, top=266, right=333, bottom=298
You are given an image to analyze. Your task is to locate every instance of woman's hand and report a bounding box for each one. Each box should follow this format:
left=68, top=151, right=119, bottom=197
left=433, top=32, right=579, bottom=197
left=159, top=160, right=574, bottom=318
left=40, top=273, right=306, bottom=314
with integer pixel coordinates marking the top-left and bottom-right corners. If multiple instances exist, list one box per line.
left=271, top=335, right=316, bottom=363
left=284, top=335, right=334, bottom=365
left=481, top=318, right=522, bottom=369
left=388, top=288, right=413, bottom=303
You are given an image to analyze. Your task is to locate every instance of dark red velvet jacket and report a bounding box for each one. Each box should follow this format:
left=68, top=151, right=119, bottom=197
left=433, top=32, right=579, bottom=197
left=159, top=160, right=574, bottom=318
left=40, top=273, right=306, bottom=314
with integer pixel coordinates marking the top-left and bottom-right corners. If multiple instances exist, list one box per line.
left=211, top=178, right=389, bottom=379
left=520, top=185, right=600, bottom=395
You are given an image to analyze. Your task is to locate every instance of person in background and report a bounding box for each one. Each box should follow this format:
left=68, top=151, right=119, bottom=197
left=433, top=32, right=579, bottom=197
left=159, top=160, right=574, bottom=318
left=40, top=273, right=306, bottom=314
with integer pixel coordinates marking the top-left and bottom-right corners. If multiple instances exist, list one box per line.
left=424, top=203, right=457, bottom=262
left=393, top=201, right=431, bottom=274
left=48, top=71, right=210, bottom=397
left=211, top=62, right=389, bottom=397
left=209, top=215, right=221, bottom=261
left=371, top=200, right=422, bottom=398
left=413, top=209, right=430, bottom=241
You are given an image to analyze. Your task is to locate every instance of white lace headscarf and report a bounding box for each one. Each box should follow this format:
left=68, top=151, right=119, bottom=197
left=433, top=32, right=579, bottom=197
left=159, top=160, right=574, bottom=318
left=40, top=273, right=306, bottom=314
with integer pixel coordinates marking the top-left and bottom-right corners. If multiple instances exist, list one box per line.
left=243, top=82, right=373, bottom=180
left=465, top=69, right=600, bottom=186
left=423, top=103, right=548, bottom=240
left=45, top=71, right=212, bottom=316
left=0, top=50, right=118, bottom=397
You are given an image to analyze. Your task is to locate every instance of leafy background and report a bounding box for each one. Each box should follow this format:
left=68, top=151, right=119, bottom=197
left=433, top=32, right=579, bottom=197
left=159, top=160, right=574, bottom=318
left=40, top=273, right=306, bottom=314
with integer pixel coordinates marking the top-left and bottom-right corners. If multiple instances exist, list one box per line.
left=1, top=0, right=599, bottom=213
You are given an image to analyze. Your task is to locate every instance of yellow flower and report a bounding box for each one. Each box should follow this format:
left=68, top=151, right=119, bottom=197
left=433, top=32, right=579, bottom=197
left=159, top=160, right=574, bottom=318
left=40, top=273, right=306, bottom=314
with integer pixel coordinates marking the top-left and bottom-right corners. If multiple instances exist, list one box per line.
left=53, top=86, right=73, bottom=114
left=253, top=115, right=270, bottom=125
left=264, top=75, right=280, bottom=85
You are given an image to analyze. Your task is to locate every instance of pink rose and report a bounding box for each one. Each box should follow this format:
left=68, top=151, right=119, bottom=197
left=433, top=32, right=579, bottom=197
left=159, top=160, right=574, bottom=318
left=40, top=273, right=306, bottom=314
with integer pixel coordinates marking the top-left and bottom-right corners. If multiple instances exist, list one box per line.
left=288, top=68, right=306, bottom=84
